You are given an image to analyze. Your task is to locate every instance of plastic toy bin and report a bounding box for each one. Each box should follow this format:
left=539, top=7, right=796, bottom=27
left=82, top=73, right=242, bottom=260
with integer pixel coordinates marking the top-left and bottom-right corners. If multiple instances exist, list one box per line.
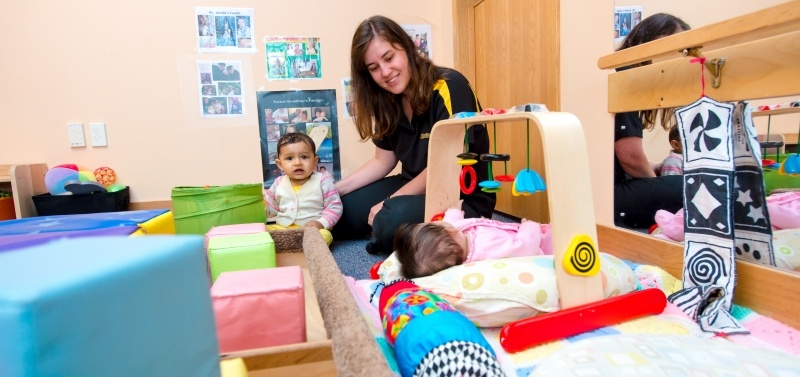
left=32, top=186, right=130, bottom=216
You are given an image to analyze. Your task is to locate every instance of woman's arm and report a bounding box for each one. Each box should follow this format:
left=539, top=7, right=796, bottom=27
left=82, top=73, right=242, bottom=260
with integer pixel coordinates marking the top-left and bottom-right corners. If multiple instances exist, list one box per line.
left=364, top=166, right=428, bottom=226
left=615, top=136, right=656, bottom=178
left=335, top=147, right=398, bottom=196
left=391, top=167, right=427, bottom=197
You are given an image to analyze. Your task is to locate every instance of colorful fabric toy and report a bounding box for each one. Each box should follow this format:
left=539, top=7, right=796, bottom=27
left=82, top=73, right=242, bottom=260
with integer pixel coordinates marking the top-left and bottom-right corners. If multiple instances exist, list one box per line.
left=379, top=280, right=504, bottom=377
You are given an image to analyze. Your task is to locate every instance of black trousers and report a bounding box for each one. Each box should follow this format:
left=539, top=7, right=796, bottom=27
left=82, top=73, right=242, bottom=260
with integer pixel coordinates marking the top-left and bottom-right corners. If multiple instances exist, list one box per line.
left=331, top=175, right=481, bottom=253
left=614, top=175, right=683, bottom=229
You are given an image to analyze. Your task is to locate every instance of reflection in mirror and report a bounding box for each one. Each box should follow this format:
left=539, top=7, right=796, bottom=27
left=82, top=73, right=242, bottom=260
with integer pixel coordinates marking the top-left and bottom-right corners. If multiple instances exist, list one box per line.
left=611, top=0, right=800, bottom=273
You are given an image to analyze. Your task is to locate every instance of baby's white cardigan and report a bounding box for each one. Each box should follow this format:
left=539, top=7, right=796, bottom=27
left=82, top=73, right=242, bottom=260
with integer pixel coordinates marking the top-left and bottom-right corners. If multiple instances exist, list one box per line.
left=267, top=172, right=341, bottom=229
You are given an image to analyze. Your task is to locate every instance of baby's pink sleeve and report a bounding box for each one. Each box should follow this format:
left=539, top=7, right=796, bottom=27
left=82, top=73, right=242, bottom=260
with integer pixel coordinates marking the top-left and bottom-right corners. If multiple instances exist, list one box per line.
left=539, top=224, right=553, bottom=255
left=443, top=208, right=465, bottom=222
left=516, top=221, right=549, bottom=256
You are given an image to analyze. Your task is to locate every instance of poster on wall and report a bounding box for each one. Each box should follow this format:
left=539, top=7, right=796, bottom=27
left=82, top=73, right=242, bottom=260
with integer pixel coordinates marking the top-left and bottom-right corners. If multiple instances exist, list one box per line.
left=341, top=78, right=354, bottom=119
left=196, top=7, right=256, bottom=53
left=614, top=6, right=643, bottom=49
left=197, top=60, right=244, bottom=117
left=401, top=24, right=431, bottom=58
left=257, top=90, right=340, bottom=188
left=264, top=36, right=322, bottom=80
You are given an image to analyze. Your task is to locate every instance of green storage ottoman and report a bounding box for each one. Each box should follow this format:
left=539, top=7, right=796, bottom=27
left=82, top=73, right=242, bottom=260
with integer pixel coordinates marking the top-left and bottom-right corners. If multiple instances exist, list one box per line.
left=172, top=184, right=266, bottom=235
left=763, top=168, right=800, bottom=195
left=208, top=232, right=276, bottom=283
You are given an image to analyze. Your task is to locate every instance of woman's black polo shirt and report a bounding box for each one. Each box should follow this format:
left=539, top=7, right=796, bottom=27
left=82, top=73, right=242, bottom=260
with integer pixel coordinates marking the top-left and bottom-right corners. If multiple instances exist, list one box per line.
left=372, top=67, right=496, bottom=217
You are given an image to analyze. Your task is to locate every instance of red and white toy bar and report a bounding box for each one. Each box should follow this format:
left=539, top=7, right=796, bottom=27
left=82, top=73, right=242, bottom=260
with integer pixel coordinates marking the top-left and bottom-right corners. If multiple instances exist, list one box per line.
left=499, top=288, right=667, bottom=353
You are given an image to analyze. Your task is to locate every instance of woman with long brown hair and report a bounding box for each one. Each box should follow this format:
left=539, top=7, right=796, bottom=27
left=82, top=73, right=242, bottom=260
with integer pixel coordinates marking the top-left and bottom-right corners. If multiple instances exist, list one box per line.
left=333, top=15, right=495, bottom=254
left=614, top=13, right=690, bottom=228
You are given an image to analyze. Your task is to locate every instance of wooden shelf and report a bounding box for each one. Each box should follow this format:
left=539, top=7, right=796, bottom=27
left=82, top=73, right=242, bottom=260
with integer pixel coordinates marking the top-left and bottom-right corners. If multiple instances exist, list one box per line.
left=0, top=164, right=48, bottom=219
left=597, top=1, right=800, bottom=70
left=752, top=107, right=800, bottom=117
left=753, top=107, right=799, bottom=147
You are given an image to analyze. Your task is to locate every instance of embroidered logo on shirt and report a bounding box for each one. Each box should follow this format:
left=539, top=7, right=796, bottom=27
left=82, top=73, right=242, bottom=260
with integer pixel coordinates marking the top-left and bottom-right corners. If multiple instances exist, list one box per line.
left=420, top=133, right=430, bottom=139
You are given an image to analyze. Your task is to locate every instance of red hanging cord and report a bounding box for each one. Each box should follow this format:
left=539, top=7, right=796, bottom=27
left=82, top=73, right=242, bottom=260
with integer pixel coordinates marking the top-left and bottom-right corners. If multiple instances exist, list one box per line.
left=689, top=57, right=706, bottom=97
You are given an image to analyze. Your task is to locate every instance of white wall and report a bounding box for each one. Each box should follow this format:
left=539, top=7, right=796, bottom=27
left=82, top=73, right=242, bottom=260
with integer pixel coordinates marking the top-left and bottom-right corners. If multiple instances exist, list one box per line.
left=0, top=1, right=454, bottom=203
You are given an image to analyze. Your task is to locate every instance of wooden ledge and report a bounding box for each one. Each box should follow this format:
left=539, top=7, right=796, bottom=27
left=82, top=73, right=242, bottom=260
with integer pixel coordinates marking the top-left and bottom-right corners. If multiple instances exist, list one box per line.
left=598, top=0, right=800, bottom=70
left=597, top=224, right=800, bottom=330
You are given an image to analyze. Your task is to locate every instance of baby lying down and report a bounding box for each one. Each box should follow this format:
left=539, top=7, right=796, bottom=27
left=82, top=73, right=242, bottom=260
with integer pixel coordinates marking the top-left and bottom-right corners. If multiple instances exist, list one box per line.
left=393, top=201, right=552, bottom=278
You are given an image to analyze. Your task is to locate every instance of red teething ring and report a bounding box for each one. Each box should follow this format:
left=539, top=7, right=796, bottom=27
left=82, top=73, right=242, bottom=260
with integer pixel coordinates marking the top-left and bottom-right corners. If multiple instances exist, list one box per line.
left=460, top=165, right=477, bottom=194
left=369, top=261, right=382, bottom=279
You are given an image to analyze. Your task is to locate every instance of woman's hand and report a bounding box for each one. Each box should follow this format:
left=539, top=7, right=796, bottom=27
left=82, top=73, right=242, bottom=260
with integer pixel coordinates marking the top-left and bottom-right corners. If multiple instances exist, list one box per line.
left=304, top=221, right=324, bottom=230
left=367, top=201, right=384, bottom=226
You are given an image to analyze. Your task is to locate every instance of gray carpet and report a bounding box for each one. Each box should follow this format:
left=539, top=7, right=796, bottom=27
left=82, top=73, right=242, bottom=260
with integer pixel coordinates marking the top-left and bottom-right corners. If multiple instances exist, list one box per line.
left=330, top=211, right=519, bottom=280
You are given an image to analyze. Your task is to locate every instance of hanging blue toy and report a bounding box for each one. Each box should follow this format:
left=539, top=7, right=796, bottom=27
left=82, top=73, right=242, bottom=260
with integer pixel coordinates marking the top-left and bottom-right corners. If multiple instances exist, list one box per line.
left=513, top=119, right=546, bottom=195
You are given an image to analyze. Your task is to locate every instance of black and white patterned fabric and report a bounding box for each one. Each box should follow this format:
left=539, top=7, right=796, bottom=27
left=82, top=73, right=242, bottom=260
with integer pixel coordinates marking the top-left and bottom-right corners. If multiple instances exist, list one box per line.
left=668, top=97, right=771, bottom=335
left=413, top=340, right=504, bottom=377
left=731, top=102, right=774, bottom=266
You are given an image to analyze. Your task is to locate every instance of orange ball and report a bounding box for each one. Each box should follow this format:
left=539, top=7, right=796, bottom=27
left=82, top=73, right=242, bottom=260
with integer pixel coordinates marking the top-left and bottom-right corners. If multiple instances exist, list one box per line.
left=93, top=167, right=117, bottom=187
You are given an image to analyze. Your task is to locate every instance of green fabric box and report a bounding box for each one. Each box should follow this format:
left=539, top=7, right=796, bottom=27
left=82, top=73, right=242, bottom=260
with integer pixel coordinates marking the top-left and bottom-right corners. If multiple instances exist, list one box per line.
left=172, top=184, right=266, bottom=235
left=208, top=232, right=276, bottom=283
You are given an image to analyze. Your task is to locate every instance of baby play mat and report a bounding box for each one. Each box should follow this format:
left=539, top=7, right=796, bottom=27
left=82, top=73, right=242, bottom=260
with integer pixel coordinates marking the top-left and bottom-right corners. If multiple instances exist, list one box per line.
left=0, top=209, right=173, bottom=252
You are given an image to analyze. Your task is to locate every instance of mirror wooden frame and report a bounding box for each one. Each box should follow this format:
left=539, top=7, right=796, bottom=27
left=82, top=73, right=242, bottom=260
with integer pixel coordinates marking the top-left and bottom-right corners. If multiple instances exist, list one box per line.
left=598, top=1, right=800, bottom=329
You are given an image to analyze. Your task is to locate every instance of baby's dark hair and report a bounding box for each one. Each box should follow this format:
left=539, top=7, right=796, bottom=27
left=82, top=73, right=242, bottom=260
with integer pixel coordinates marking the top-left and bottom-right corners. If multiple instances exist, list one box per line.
left=277, top=132, right=316, bottom=157
left=393, top=222, right=465, bottom=278
left=668, top=125, right=680, bottom=144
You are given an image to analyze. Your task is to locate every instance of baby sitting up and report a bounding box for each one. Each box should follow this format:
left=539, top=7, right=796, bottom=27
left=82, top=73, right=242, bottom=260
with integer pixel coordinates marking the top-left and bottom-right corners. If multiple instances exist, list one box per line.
left=393, top=201, right=552, bottom=278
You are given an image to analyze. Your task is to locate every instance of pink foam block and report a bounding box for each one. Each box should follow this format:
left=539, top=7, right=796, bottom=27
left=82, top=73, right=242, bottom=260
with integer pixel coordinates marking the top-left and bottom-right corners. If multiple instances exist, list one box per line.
left=211, top=266, right=306, bottom=353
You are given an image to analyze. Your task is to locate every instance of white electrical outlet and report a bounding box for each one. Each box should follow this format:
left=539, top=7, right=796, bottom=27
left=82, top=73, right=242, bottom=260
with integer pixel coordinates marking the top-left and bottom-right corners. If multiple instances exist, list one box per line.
left=67, top=123, right=86, bottom=147
left=89, top=122, right=108, bottom=147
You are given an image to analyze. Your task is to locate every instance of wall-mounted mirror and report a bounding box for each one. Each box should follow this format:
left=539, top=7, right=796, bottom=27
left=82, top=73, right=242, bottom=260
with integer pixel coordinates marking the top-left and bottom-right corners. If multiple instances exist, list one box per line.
left=612, top=0, right=800, bottom=273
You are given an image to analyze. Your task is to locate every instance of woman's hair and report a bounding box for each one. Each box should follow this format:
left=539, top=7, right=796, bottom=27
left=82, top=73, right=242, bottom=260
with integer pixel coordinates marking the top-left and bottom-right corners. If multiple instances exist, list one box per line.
left=617, top=13, right=689, bottom=53
left=393, top=222, right=465, bottom=278
left=617, top=13, right=691, bottom=131
left=350, top=15, right=441, bottom=141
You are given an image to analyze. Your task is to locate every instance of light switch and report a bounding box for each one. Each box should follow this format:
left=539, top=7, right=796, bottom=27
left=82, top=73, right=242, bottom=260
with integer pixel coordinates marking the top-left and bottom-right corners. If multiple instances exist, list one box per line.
left=89, top=123, right=108, bottom=147
left=67, top=123, right=85, bottom=147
